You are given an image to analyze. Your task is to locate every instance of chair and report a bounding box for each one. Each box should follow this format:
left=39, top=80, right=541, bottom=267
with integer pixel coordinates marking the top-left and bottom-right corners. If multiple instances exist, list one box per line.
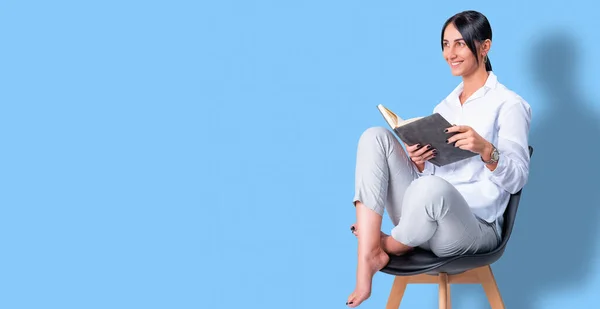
left=381, top=146, right=533, bottom=309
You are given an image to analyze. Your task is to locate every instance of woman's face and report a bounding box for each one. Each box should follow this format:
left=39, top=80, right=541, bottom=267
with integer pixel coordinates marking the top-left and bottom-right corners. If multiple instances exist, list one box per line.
left=442, top=23, right=480, bottom=77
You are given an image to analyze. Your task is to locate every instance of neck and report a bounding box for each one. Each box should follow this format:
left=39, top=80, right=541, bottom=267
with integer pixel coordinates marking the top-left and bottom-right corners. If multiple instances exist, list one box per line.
left=461, top=67, right=489, bottom=99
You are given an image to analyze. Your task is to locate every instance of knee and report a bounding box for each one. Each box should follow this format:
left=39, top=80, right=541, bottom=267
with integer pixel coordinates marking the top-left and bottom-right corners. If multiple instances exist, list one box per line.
left=358, top=126, right=394, bottom=146
left=404, top=176, right=455, bottom=208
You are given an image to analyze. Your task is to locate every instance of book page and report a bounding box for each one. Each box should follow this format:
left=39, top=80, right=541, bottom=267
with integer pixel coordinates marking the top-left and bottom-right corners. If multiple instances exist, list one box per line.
left=377, top=104, right=402, bottom=128
left=398, top=117, right=423, bottom=127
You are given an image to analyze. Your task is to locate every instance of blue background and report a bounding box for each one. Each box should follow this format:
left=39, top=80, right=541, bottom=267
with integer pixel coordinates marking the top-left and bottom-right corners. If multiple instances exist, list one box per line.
left=2, top=0, right=599, bottom=308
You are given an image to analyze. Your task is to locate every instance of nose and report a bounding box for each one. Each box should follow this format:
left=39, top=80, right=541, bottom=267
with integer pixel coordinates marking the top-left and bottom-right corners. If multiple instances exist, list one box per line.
left=449, top=44, right=457, bottom=54
left=446, top=47, right=457, bottom=60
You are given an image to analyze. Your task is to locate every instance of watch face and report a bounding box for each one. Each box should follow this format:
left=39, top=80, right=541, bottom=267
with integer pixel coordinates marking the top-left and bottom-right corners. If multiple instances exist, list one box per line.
left=492, top=148, right=499, bottom=160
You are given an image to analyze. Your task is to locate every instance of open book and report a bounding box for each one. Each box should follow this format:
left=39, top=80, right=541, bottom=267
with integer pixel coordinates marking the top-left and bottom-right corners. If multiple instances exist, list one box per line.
left=377, top=104, right=477, bottom=167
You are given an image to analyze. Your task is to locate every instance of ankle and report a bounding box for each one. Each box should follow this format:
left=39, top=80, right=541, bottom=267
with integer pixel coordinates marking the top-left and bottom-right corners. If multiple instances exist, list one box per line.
left=359, top=245, right=385, bottom=258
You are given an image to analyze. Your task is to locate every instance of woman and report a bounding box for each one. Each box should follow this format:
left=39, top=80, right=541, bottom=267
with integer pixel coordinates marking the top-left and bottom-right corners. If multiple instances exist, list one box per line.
left=346, top=10, right=531, bottom=307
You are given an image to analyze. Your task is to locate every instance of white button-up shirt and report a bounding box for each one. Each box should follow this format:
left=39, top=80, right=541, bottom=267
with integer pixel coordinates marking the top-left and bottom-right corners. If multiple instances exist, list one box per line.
left=419, top=71, right=532, bottom=235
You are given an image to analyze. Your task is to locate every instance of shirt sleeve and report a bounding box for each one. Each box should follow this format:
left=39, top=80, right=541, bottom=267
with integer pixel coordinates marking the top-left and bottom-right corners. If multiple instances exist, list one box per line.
left=484, top=99, right=532, bottom=194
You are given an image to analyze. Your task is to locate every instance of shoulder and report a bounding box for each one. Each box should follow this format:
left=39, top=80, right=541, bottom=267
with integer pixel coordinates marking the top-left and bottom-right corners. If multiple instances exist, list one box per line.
left=490, top=80, right=532, bottom=124
left=490, top=77, right=532, bottom=116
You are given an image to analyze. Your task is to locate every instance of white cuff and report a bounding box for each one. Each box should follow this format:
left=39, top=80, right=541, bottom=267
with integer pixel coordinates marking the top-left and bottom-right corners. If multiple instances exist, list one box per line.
left=484, top=154, right=507, bottom=179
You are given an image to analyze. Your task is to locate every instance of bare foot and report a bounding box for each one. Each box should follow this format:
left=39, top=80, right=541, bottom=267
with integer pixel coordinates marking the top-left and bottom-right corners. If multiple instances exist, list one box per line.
left=346, top=247, right=389, bottom=307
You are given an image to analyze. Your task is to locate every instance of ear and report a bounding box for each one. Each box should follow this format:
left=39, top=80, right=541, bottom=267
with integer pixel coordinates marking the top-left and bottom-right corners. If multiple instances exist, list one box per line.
left=481, top=39, right=492, bottom=57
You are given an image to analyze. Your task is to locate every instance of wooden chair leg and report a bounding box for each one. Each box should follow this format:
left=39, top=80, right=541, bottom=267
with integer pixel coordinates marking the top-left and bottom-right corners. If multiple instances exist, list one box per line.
left=446, top=275, right=451, bottom=309
left=438, top=273, right=451, bottom=309
left=386, top=265, right=502, bottom=309
left=476, top=266, right=505, bottom=309
left=386, top=276, right=409, bottom=309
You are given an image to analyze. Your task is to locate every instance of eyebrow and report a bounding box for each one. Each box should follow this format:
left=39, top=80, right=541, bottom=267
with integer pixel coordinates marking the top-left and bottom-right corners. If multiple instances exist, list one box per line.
left=443, top=38, right=465, bottom=42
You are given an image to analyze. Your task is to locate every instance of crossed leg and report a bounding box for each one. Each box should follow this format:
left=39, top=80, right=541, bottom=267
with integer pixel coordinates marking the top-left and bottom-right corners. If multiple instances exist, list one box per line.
left=346, top=127, right=418, bottom=307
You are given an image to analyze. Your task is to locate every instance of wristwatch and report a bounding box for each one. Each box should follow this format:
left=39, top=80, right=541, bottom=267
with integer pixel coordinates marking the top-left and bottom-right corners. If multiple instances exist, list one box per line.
left=482, top=144, right=499, bottom=164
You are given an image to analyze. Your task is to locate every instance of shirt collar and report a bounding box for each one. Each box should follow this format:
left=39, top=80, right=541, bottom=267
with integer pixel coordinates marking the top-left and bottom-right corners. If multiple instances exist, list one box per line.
left=449, top=71, right=498, bottom=105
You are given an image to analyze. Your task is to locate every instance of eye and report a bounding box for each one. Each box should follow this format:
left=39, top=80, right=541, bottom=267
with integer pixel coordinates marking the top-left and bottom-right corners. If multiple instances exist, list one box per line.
left=457, top=41, right=466, bottom=47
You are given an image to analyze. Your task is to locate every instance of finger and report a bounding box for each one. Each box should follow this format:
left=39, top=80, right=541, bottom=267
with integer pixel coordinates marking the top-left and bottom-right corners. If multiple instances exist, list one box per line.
left=414, top=145, right=433, bottom=156
left=456, top=144, right=475, bottom=152
left=418, top=147, right=435, bottom=157
left=422, top=149, right=436, bottom=161
left=406, top=143, right=423, bottom=153
left=454, top=139, right=475, bottom=152
left=409, top=153, right=423, bottom=164
left=453, top=139, right=467, bottom=149
left=445, top=124, right=468, bottom=134
left=446, top=132, right=468, bottom=144
left=411, top=148, right=435, bottom=164
left=411, top=148, right=433, bottom=164
left=407, top=147, right=426, bottom=159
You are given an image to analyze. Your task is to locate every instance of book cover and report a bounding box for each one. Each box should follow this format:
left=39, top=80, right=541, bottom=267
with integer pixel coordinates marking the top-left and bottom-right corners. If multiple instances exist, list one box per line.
left=376, top=105, right=477, bottom=167
left=393, top=113, right=478, bottom=166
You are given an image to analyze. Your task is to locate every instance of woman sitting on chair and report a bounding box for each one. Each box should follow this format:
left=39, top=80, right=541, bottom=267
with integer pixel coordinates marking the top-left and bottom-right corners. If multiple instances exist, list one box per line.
left=346, top=10, right=531, bottom=308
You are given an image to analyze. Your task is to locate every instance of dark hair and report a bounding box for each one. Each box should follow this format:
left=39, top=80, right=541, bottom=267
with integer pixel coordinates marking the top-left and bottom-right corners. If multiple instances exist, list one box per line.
left=441, top=10, right=493, bottom=71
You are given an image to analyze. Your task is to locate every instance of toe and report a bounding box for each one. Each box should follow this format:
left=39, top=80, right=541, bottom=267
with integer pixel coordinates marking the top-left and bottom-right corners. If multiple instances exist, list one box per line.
left=347, top=291, right=366, bottom=307
left=346, top=294, right=355, bottom=306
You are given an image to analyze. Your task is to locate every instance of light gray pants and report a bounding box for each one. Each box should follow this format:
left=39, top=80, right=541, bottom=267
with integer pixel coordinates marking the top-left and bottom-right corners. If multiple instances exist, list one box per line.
left=353, top=127, right=500, bottom=257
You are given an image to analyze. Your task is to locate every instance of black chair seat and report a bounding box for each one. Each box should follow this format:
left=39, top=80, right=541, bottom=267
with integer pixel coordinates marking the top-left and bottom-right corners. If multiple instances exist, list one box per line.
left=381, top=246, right=506, bottom=276
left=380, top=146, right=533, bottom=277
left=380, top=192, right=519, bottom=276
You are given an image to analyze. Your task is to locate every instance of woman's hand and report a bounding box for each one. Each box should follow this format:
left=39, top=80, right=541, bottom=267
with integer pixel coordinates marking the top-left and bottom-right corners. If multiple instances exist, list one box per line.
left=405, top=143, right=436, bottom=171
left=445, top=125, right=493, bottom=157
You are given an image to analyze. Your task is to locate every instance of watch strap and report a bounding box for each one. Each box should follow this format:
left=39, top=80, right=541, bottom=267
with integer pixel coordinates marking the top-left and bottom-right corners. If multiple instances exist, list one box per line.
left=481, top=145, right=499, bottom=164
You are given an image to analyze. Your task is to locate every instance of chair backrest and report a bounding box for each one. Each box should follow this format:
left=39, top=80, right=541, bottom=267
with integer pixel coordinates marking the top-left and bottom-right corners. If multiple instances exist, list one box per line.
left=498, top=146, right=533, bottom=248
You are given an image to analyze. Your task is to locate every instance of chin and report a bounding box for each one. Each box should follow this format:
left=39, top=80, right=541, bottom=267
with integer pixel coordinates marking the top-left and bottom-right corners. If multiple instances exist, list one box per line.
left=449, top=68, right=463, bottom=76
